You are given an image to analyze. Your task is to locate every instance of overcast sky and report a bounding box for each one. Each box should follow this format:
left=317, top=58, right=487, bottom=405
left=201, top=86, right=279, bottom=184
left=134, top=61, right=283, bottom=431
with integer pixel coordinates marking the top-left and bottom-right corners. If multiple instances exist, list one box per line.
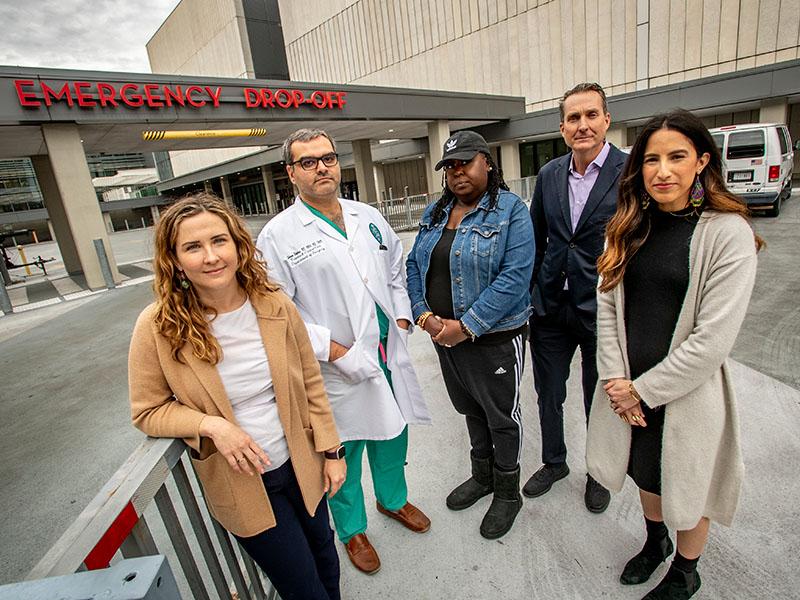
left=0, top=0, right=181, bottom=73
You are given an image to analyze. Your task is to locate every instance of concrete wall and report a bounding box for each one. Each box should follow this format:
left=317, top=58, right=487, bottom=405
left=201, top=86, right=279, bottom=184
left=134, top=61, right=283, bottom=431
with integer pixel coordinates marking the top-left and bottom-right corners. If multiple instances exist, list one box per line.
left=381, top=158, right=428, bottom=198
left=168, top=147, right=260, bottom=178
left=147, top=0, right=262, bottom=177
left=280, top=0, right=800, bottom=112
left=147, top=0, right=253, bottom=78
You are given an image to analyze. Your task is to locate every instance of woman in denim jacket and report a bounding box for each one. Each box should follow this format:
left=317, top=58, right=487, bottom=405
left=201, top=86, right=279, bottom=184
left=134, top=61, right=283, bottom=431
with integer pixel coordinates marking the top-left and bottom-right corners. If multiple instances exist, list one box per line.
left=406, top=130, right=534, bottom=539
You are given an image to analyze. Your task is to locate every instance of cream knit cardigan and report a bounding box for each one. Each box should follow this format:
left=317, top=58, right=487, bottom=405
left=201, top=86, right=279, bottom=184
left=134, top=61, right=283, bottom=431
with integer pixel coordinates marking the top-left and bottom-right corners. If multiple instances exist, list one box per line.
left=586, top=211, right=758, bottom=530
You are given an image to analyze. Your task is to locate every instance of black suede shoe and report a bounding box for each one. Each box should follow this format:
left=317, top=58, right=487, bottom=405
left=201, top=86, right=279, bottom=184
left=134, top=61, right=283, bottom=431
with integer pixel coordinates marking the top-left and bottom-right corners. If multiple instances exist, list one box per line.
left=522, top=463, right=569, bottom=498
left=480, top=466, right=522, bottom=539
left=584, top=474, right=611, bottom=513
left=446, top=455, right=493, bottom=511
left=642, top=565, right=701, bottom=599
left=621, top=535, right=674, bottom=585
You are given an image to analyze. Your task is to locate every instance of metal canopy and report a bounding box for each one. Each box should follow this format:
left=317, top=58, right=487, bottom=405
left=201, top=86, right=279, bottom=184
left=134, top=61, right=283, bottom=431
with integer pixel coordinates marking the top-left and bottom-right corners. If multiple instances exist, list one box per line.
left=0, top=66, right=525, bottom=158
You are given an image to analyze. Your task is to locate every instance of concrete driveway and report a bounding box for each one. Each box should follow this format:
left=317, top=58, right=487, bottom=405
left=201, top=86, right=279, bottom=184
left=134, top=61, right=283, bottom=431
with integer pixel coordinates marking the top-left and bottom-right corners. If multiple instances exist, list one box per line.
left=1, top=200, right=798, bottom=597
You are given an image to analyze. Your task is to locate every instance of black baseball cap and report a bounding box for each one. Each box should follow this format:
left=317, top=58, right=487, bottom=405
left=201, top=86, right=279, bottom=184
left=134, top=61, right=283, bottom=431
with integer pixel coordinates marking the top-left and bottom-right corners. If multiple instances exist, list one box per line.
left=434, top=130, right=490, bottom=171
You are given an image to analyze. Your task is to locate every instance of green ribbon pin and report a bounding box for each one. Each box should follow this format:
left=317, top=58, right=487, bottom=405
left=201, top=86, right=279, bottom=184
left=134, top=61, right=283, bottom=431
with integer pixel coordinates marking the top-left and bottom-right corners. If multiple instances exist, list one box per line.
left=369, top=223, right=385, bottom=249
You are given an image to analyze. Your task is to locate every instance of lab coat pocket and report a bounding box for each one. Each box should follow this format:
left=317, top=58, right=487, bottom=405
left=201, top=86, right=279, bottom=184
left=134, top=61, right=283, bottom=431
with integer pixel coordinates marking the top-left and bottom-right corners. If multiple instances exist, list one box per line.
left=398, top=327, right=410, bottom=348
left=333, top=339, right=383, bottom=384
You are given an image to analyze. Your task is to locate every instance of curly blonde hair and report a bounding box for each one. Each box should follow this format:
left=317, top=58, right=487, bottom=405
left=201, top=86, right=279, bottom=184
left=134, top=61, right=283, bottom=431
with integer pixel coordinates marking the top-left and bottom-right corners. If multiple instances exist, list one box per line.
left=152, top=193, right=277, bottom=363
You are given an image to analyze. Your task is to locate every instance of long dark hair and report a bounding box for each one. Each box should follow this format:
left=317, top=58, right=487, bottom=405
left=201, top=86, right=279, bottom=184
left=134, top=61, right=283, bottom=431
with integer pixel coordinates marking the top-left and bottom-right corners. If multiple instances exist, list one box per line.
left=597, top=109, right=763, bottom=293
left=430, top=153, right=509, bottom=225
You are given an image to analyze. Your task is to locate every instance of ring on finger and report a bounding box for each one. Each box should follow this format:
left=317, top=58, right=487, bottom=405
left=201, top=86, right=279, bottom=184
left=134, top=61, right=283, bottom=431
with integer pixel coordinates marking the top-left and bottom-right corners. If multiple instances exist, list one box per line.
left=237, top=457, right=246, bottom=463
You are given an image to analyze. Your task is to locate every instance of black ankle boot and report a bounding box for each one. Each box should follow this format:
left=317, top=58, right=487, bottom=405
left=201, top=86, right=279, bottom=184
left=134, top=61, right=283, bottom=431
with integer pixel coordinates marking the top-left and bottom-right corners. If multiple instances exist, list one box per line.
left=642, top=564, right=701, bottom=599
left=479, top=466, right=522, bottom=539
left=446, top=455, right=493, bottom=511
left=621, top=534, right=674, bottom=585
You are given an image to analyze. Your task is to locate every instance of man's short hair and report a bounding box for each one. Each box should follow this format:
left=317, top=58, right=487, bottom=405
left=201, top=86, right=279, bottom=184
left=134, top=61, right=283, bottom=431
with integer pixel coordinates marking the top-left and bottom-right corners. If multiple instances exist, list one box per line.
left=282, top=128, right=337, bottom=164
left=558, top=82, right=608, bottom=121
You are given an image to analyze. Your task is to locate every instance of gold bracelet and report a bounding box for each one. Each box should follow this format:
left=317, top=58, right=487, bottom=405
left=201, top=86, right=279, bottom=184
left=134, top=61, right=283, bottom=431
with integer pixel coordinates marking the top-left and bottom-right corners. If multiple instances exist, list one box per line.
left=417, top=311, right=433, bottom=328
left=459, top=320, right=477, bottom=342
left=629, top=382, right=643, bottom=403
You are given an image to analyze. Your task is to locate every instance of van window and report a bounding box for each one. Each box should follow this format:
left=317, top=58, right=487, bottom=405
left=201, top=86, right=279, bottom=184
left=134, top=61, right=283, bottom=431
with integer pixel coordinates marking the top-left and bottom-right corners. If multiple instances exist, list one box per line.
left=711, top=134, right=724, bottom=152
left=778, top=128, right=789, bottom=154
left=727, top=130, right=765, bottom=159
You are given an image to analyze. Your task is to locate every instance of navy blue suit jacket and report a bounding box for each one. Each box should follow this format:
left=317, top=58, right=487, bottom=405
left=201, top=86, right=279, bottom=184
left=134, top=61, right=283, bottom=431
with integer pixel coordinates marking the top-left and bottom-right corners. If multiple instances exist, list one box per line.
left=529, top=144, right=628, bottom=327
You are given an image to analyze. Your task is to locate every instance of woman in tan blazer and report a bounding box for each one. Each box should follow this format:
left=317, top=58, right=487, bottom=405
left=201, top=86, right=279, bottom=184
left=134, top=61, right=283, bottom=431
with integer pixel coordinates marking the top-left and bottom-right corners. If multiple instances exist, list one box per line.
left=129, top=193, right=346, bottom=600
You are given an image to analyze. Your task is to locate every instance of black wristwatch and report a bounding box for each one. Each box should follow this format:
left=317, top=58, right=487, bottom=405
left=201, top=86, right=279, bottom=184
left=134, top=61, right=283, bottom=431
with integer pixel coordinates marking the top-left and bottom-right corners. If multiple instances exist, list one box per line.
left=324, top=445, right=346, bottom=460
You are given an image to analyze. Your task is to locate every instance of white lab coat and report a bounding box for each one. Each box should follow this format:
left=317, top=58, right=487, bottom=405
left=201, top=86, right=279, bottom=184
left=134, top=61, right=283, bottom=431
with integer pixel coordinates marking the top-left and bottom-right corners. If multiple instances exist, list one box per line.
left=256, top=198, right=431, bottom=442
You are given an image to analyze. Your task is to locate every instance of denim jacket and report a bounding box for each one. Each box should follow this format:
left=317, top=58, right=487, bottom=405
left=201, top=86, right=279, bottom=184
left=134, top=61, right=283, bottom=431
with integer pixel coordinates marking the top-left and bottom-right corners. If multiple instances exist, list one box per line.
left=406, top=189, right=534, bottom=337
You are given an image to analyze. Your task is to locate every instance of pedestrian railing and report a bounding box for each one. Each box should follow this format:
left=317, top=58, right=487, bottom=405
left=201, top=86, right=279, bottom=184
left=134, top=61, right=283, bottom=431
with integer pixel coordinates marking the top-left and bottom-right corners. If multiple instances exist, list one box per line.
left=375, top=176, right=535, bottom=232
left=375, top=192, right=440, bottom=231
left=507, top=175, right=536, bottom=204
left=27, top=436, right=277, bottom=600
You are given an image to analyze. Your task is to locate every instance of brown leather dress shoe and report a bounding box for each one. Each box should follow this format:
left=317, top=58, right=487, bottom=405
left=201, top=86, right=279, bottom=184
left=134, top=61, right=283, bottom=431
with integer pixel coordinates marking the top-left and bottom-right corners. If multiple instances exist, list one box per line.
left=344, top=533, right=380, bottom=575
left=376, top=501, right=431, bottom=533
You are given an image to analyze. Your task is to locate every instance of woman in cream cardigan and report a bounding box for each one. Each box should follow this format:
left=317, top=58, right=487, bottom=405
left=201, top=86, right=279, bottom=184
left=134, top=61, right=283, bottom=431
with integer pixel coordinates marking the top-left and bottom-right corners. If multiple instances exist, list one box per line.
left=587, top=110, right=761, bottom=600
left=129, top=193, right=346, bottom=599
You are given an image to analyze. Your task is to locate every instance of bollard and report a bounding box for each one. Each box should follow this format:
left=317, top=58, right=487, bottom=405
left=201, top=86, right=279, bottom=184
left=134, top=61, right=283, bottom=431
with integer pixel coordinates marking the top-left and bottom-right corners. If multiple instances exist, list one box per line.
left=0, top=254, right=11, bottom=286
left=17, top=245, right=31, bottom=276
left=0, top=276, right=12, bottom=314
left=93, top=239, right=116, bottom=289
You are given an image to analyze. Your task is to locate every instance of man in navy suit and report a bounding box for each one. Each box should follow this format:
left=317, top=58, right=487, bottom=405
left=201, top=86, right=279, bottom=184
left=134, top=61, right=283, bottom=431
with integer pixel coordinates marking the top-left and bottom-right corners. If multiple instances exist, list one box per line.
left=524, top=83, right=627, bottom=513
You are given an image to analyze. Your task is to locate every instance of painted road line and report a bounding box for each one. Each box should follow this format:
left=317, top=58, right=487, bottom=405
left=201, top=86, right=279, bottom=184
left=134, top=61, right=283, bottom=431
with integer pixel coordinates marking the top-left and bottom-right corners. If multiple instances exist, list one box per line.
left=63, top=289, right=106, bottom=301
left=118, top=275, right=154, bottom=288
left=15, top=298, right=63, bottom=312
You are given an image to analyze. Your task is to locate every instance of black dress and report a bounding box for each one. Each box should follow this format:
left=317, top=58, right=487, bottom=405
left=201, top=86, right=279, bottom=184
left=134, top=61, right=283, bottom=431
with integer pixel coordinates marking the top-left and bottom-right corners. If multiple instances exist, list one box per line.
left=624, top=206, right=700, bottom=495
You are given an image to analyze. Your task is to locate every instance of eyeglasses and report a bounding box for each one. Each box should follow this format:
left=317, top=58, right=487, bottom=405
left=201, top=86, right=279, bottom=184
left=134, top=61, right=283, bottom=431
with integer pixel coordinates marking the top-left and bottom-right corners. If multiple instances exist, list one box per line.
left=290, top=153, right=339, bottom=171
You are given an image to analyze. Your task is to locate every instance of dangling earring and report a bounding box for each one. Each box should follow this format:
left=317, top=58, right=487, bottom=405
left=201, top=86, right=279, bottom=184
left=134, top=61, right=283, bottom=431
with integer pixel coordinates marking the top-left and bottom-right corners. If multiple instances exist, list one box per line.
left=641, top=192, right=651, bottom=210
left=177, top=270, right=190, bottom=290
left=690, top=174, right=705, bottom=208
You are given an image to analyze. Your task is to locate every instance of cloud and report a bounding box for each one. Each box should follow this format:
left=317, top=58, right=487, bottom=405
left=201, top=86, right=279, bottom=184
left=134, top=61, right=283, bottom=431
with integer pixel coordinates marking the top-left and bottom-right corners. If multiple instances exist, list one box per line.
left=0, top=0, right=179, bottom=73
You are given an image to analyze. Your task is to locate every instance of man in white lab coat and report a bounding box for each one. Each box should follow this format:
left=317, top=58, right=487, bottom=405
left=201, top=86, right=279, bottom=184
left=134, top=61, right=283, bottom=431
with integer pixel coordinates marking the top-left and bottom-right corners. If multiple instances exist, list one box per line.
left=256, top=128, right=432, bottom=575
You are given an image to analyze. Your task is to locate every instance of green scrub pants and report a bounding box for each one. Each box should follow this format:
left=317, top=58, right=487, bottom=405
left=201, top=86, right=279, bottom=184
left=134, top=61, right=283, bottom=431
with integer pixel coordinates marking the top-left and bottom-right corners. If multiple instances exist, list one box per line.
left=327, top=426, right=409, bottom=544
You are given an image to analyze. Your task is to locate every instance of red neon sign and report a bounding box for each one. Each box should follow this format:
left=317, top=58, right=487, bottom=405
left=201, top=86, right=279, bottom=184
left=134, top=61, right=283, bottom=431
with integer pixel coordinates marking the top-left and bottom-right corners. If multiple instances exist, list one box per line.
left=13, top=80, right=347, bottom=111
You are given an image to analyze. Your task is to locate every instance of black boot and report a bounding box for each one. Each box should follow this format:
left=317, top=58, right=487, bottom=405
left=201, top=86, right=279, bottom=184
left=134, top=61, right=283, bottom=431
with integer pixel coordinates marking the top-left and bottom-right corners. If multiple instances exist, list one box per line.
left=479, top=466, right=522, bottom=539
left=621, top=533, right=674, bottom=585
left=642, top=563, right=701, bottom=599
left=446, top=455, right=493, bottom=511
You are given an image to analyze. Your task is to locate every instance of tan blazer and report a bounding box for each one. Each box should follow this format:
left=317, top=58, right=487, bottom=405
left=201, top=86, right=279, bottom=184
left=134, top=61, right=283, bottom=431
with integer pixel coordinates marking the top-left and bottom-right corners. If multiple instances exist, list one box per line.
left=128, top=289, right=341, bottom=537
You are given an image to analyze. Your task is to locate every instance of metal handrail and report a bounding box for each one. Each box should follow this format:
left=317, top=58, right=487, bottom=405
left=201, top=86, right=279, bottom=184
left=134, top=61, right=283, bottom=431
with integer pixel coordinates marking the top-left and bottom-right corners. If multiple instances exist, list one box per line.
left=28, top=436, right=276, bottom=600
left=374, top=176, right=536, bottom=231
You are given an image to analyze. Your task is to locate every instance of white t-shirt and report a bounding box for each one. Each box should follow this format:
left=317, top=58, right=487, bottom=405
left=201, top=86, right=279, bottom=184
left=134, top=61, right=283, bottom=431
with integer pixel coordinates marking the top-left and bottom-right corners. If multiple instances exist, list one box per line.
left=210, top=299, right=289, bottom=471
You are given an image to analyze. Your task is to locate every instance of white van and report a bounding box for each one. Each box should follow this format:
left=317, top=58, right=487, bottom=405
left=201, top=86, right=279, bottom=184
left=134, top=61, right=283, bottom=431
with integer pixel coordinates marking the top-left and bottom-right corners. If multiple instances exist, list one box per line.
left=709, top=123, right=795, bottom=217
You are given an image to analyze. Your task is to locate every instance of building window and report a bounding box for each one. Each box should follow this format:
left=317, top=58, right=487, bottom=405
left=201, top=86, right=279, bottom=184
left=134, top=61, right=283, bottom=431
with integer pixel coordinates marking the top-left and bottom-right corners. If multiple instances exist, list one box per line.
left=519, top=138, right=569, bottom=176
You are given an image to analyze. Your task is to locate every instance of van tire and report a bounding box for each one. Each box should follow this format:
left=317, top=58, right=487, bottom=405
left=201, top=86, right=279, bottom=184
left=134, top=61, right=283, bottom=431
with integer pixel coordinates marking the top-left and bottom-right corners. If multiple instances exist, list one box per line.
left=767, top=195, right=782, bottom=217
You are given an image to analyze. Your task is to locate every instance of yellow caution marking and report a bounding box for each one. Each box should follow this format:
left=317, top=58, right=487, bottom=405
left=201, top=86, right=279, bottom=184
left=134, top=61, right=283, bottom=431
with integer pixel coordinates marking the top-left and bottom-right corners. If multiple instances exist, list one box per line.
left=142, top=128, right=267, bottom=141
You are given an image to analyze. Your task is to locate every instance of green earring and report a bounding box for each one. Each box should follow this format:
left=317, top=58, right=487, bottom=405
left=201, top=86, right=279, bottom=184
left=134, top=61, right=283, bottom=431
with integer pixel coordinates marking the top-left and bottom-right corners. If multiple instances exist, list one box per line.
left=177, top=271, right=190, bottom=290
